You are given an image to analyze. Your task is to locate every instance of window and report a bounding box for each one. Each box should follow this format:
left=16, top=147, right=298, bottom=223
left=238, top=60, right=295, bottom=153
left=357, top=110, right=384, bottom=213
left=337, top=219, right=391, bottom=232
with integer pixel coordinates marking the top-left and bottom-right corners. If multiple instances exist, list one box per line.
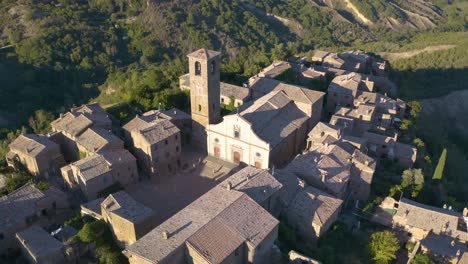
left=212, top=103, right=215, bottom=110
left=214, top=138, right=219, bottom=143
left=176, top=146, right=179, bottom=152
left=233, top=125, right=240, bottom=138
left=165, top=139, right=168, bottom=145
left=235, top=248, right=239, bottom=256
left=0, top=233, right=3, bottom=240
left=256, top=152, right=261, bottom=157
left=210, top=61, right=215, bottom=74
left=198, top=105, right=202, bottom=112
left=237, top=102, right=241, bottom=107
left=175, top=135, right=178, bottom=140
left=195, top=61, right=201, bottom=75
left=221, top=98, right=224, bottom=103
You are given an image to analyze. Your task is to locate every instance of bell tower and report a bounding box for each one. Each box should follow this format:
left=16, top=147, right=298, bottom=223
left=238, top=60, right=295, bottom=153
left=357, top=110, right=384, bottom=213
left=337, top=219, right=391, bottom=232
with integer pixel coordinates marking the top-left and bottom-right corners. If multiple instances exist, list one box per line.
left=187, top=48, right=221, bottom=151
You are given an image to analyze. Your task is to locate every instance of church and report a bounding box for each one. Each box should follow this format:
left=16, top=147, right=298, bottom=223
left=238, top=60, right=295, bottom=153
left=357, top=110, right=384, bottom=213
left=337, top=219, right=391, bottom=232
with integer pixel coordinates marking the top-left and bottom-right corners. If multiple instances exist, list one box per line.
left=185, top=48, right=325, bottom=169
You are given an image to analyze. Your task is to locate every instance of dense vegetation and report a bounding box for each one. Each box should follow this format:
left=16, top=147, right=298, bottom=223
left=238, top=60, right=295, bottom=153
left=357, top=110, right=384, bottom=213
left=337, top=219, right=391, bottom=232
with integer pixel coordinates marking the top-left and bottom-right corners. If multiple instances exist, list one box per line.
left=0, top=1, right=467, bottom=262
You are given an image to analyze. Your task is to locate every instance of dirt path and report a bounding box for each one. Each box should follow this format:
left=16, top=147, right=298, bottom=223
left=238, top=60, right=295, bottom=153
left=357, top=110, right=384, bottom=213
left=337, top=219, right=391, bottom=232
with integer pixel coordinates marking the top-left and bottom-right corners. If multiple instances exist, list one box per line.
left=342, top=0, right=373, bottom=26
left=379, top=45, right=457, bottom=61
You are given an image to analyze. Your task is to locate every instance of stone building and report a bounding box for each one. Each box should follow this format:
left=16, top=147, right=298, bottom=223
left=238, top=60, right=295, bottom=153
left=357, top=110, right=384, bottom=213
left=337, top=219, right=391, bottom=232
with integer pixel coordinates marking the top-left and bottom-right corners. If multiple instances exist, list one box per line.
left=207, top=82, right=324, bottom=169
left=123, top=113, right=181, bottom=177
left=60, top=149, right=138, bottom=200
left=0, top=183, right=68, bottom=255
left=123, top=181, right=279, bottom=264
left=326, top=73, right=375, bottom=115
left=100, top=191, right=157, bottom=247
left=180, top=74, right=251, bottom=108
left=7, top=134, right=66, bottom=179
left=160, top=108, right=192, bottom=145
left=363, top=131, right=417, bottom=168
left=220, top=82, right=251, bottom=108
left=257, top=61, right=291, bottom=79
left=285, top=186, right=343, bottom=242
left=51, top=103, right=112, bottom=161
left=306, top=122, right=342, bottom=151
left=222, top=166, right=283, bottom=216
left=330, top=105, right=376, bottom=137
left=187, top=49, right=222, bottom=151
left=16, top=226, right=66, bottom=264
left=74, top=127, right=124, bottom=157
left=311, top=50, right=330, bottom=64
left=281, top=142, right=375, bottom=201
left=393, top=198, right=468, bottom=243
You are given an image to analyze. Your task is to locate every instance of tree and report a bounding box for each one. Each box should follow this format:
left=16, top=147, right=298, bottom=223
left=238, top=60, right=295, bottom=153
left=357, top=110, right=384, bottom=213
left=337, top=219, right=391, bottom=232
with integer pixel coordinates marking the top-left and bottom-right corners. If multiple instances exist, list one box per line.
left=402, top=168, right=425, bottom=187
left=28, top=110, right=55, bottom=135
left=77, top=220, right=106, bottom=243
left=411, top=253, right=434, bottom=264
left=407, top=101, right=422, bottom=119
left=368, top=231, right=399, bottom=264
left=432, top=148, right=447, bottom=180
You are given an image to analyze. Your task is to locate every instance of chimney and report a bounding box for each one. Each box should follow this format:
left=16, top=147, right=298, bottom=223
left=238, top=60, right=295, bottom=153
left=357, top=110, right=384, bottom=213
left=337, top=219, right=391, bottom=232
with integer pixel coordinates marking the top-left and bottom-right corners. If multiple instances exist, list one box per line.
left=162, top=231, right=169, bottom=240
left=60, top=113, right=64, bottom=119
left=463, top=207, right=468, bottom=216
left=364, top=160, right=369, bottom=166
left=321, top=172, right=326, bottom=183
left=173, top=110, right=177, bottom=115
left=451, top=240, right=455, bottom=247
left=443, top=204, right=447, bottom=209
left=226, top=181, right=232, bottom=191
left=246, top=174, right=250, bottom=181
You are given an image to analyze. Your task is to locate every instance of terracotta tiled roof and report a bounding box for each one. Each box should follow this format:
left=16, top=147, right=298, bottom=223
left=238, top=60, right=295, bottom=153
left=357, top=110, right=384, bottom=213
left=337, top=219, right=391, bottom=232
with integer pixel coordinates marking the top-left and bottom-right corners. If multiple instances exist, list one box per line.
left=220, top=82, right=250, bottom=101
left=102, top=191, right=155, bottom=224
left=288, top=186, right=343, bottom=226
left=395, top=198, right=468, bottom=241
left=75, top=127, right=123, bottom=153
left=187, top=48, right=221, bottom=60
left=16, top=226, right=63, bottom=259
left=0, top=183, right=45, bottom=231
left=8, top=134, right=58, bottom=158
left=221, top=166, right=282, bottom=205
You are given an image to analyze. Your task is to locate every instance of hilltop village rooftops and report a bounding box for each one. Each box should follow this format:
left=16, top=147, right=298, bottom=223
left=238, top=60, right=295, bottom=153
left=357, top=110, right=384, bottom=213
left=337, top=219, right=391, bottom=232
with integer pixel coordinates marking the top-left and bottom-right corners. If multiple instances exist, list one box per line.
left=395, top=198, right=468, bottom=241
left=101, top=191, right=155, bottom=224
left=8, top=134, right=59, bottom=157
left=258, top=61, right=292, bottom=78
left=222, top=166, right=283, bottom=204
left=124, top=113, right=180, bottom=145
left=75, top=127, right=123, bottom=152
left=328, top=73, right=374, bottom=96
left=284, top=144, right=352, bottom=196
left=71, top=103, right=111, bottom=126
left=0, top=183, right=45, bottom=231
left=0, top=183, right=65, bottom=232
left=363, top=132, right=417, bottom=159
left=51, top=103, right=111, bottom=137
left=233, top=85, right=324, bottom=148
left=16, top=226, right=63, bottom=260
left=69, top=149, right=135, bottom=181
left=238, top=91, right=309, bottom=148
left=288, top=186, right=343, bottom=226
left=220, top=82, right=250, bottom=101
left=125, top=183, right=278, bottom=263
left=51, top=112, right=94, bottom=137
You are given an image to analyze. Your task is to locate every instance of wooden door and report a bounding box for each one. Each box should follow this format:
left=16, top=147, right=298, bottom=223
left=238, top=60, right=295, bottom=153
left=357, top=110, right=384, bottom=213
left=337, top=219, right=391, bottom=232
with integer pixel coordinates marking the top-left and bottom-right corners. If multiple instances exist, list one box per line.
left=233, top=151, right=241, bottom=164
left=214, top=146, right=220, bottom=158
left=254, top=161, right=262, bottom=169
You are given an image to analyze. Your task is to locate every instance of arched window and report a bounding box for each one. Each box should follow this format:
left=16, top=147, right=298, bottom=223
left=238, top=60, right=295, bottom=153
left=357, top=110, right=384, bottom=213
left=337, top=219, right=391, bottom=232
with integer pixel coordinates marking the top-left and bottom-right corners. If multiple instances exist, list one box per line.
left=210, top=61, right=215, bottom=74
left=195, top=61, right=201, bottom=76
